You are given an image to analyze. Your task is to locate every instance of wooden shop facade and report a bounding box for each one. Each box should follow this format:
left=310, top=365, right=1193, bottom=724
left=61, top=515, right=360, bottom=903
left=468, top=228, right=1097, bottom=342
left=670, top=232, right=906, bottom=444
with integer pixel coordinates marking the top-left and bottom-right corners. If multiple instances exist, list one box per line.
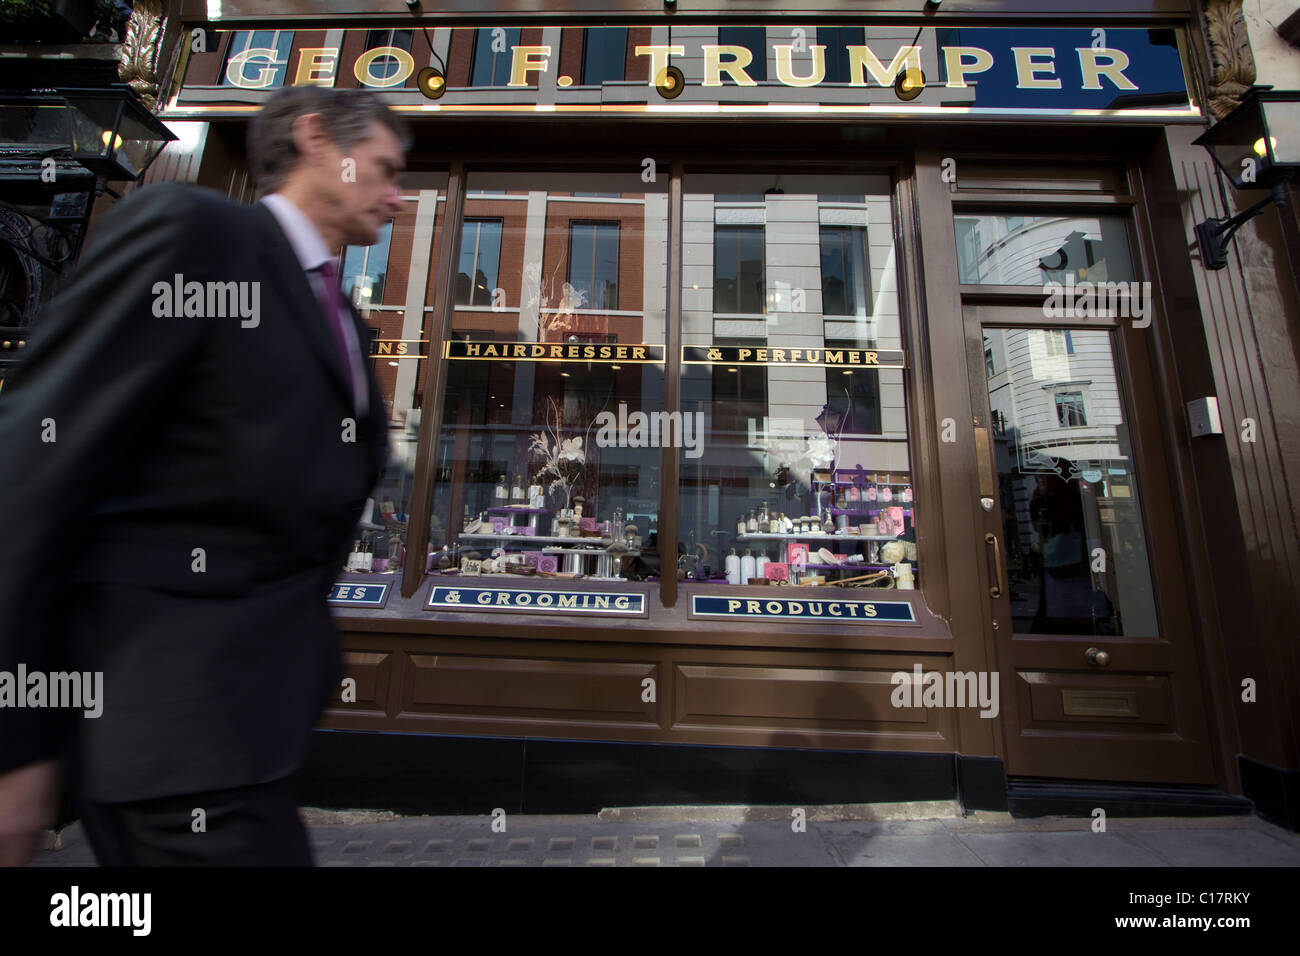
left=131, top=0, right=1299, bottom=824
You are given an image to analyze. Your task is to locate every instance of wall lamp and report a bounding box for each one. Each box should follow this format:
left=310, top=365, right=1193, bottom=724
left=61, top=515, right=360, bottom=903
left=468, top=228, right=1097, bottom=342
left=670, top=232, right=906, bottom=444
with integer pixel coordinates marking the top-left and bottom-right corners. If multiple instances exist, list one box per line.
left=1193, top=86, right=1299, bottom=270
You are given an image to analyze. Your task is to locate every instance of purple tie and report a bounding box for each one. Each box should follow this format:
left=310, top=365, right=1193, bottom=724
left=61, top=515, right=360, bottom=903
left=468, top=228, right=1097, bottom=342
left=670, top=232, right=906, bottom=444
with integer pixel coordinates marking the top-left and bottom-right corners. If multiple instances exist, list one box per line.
left=313, top=260, right=360, bottom=407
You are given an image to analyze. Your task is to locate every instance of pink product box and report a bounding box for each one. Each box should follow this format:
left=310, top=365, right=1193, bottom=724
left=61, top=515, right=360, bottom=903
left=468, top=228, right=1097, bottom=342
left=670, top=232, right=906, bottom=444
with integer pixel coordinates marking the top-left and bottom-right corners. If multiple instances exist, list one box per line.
left=519, top=525, right=536, bottom=536
left=765, top=562, right=790, bottom=581
left=490, top=516, right=510, bottom=534
left=536, top=556, right=559, bottom=574
left=523, top=551, right=543, bottom=568
left=786, top=542, right=809, bottom=566
left=579, top=517, right=596, bottom=532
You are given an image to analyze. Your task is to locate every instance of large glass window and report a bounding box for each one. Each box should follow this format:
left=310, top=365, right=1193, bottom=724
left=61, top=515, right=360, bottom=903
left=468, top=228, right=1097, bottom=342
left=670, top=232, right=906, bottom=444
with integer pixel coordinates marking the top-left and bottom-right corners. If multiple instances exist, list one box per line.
left=429, top=173, right=669, bottom=582
left=337, top=173, right=451, bottom=578
left=681, top=174, right=915, bottom=589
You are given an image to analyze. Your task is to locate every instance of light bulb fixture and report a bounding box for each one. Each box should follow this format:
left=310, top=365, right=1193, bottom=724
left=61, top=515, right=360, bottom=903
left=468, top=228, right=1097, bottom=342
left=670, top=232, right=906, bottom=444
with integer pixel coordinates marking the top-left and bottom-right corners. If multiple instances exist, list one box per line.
left=416, top=67, right=446, bottom=99
left=655, top=65, right=686, bottom=99
left=894, top=67, right=926, bottom=101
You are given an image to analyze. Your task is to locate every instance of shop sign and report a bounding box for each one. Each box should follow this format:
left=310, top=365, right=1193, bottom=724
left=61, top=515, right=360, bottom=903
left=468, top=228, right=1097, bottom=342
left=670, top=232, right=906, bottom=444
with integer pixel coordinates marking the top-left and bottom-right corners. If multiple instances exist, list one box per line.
left=690, top=594, right=916, bottom=623
left=170, top=26, right=1195, bottom=120
left=444, top=341, right=663, bottom=363
left=427, top=585, right=647, bottom=617
left=682, top=346, right=905, bottom=368
left=328, top=582, right=390, bottom=608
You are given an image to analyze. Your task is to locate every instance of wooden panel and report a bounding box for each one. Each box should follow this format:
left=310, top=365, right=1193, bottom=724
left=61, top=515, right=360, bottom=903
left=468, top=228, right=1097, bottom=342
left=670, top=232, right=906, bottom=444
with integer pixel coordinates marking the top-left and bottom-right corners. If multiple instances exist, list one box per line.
left=673, top=662, right=955, bottom=742
left=323, top=650, right=392, bottom=719
left=1018, top=671, right=1174, bottom=729
left=397, top=652, right=659, bottom=725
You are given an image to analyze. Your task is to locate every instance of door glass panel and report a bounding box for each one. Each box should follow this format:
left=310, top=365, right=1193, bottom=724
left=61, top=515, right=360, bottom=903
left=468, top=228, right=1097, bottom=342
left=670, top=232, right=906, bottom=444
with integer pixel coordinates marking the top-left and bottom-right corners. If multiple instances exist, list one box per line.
left=680, top=174, right=918, bottom=593
left=984, top=327, right=1157, bottom=636
left=428, top=171, right=668, bottom=580
left=954, top=213, right=1134, bottom=286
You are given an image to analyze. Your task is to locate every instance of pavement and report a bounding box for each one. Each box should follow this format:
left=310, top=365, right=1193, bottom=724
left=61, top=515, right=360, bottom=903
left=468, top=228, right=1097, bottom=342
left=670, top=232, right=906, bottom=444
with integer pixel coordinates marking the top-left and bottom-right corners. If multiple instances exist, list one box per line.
left=28, top=801, right=1300, bottom=866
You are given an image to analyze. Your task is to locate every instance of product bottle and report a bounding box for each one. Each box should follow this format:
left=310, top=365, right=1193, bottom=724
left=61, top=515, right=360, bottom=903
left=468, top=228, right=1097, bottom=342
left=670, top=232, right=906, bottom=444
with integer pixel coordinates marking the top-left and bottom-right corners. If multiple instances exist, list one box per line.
left=494, top=474, right=508, bottom=501
left=881, top=475, right=893, bottom=503
left=849, top=481, right=861, bottom=503
left=462, top=504, right=471, bottom=531
left=770, top=512, right=781, bottom=534
left=864, top=480, right=876, bottom=503
left=725, top=548, right=741, bottom=585
left=783, top=513, right=794, bottom=534
left=511, top=474, right=525, bottom=501
left=740, top=548, right=756, bottom=582
left=755, top=551, right=769, bottom=579
left=347, top=539, right=362, bottom=571
left=362, top=538, right=374, bottom=572
left=747, top=510, right=758, bottom=533
left=736, top=513, right=747, bottom=536
left=822, top=513, right=834, bottom=536
left=901, top=484, right=913, bottom=503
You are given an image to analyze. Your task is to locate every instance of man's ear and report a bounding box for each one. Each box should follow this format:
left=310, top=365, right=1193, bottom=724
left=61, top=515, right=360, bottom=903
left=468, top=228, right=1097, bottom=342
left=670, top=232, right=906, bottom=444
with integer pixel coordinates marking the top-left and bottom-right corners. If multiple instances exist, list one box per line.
left=290, top=112, right=330, bottom=170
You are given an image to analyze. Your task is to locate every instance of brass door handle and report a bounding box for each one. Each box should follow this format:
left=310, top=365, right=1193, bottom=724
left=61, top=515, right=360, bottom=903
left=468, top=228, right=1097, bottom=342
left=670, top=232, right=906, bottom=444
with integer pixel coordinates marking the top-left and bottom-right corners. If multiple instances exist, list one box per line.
left=984, top=532, right=1003, bottom=599
left=1085, top=647, right=1110, bottom=667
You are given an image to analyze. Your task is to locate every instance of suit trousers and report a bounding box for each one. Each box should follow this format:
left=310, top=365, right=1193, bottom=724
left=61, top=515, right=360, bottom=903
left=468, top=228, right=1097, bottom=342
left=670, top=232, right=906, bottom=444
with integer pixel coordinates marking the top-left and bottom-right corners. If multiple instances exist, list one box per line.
left=77, top=773, right=313, bottom=866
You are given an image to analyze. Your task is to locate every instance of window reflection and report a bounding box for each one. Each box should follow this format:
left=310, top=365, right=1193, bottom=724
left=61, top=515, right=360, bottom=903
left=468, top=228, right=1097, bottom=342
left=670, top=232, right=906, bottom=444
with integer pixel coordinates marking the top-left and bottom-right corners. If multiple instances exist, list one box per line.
left=471, top=27, right=521, bottom=86
left=954, top=213, right=1135, bottom=285
left=984, top=327, right=1157, bottom=635
left=222, top=31, right=294, bottom=87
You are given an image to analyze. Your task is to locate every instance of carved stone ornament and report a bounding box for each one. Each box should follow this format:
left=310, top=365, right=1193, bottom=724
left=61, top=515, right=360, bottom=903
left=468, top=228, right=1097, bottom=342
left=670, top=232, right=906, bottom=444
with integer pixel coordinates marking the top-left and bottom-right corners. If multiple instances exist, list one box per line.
left=1204, top=0, right=1258, bottom=119
left=118, top=0, right=166, bottom=110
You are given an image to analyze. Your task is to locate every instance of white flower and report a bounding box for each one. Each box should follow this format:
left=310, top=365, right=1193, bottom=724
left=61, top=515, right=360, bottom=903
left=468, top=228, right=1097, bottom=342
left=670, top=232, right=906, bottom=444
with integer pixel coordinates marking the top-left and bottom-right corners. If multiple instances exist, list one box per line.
left=559, top=436, right=585, bottom=463
left=803, top=434, right=836, bottom=467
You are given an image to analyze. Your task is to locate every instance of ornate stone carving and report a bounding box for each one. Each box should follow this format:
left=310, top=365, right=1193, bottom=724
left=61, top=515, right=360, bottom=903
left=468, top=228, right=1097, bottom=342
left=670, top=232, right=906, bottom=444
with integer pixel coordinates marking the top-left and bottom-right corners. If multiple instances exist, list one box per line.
left=1204, top=0, right=1258, bottom=118
left=118, top=0, right=166, bottom=110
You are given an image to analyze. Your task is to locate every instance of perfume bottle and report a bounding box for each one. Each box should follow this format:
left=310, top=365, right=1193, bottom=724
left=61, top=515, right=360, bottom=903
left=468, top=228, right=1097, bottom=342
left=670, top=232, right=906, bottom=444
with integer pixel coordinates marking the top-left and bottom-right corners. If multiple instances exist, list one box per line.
left=725, top=548, right=741, bottom=585
left=901, top=484, right=913, bottom=503
left=511, top=473, right=525, bottom=501
left=736, top=513, right=747, bottom=536
left=848, top=482, right=861, bottom=503
left=755, top=551, right=769, bottom=579
left=770, top=511, right=781, bottom=534
left=740, top=548, right=756, bottom=582
left=494, top=474, right=508, bottom=501
left=822, top=513, right=834, bottom=535
left=881, top=482, right=893, bottom=503
left=346, top=539, right=362, bottom=572
left=747, top=510, right=758, bottom=533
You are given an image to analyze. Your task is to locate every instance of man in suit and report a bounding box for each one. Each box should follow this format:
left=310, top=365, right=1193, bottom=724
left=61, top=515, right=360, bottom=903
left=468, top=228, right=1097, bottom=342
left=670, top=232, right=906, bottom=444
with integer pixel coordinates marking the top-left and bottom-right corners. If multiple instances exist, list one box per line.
left=0, top=85, right=406, bottom=865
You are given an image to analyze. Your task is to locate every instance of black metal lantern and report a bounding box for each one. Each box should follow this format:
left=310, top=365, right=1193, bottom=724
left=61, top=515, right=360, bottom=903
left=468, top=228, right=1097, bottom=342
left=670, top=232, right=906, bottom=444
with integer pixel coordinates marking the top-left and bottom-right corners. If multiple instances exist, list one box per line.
left=0, top=86, right=176, bottom=183
left=1192, top=86, right=1299, bottom=269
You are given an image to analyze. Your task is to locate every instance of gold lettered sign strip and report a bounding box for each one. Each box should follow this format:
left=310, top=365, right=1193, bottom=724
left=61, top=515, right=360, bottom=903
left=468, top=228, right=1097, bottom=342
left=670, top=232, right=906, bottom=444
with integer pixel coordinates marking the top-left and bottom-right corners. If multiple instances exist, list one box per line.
left=682, top=346, right=906, bottom=368
left=444, top=341, right=665, bottom=363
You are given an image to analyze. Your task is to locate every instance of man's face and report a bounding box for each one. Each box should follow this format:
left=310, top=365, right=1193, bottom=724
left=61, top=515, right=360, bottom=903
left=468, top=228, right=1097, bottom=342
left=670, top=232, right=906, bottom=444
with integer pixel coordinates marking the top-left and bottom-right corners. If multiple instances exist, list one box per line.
left=311, top=119, right=405, bottom=247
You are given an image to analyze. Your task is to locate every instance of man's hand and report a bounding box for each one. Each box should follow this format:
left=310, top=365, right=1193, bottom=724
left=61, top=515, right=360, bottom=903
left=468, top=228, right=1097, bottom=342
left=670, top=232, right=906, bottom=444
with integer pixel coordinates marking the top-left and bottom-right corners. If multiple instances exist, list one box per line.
left=0, top=761, right=60, bottom=866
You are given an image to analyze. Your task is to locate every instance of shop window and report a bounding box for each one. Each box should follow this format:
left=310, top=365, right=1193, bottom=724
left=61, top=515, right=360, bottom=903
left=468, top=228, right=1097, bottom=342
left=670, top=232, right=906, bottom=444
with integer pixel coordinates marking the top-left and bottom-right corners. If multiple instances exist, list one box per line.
left=456, top=219, right=504, bottom=307
left=818, top=27, right=865, bottom=84
left=341, top=220, right=393, bottom=308
left=470, top=27, right=521, bottom=87
left=714, top=226, right=765, bottom=315
left=1044, top=329, right=1074, bottom=357
left=819, top=225, right=871, bottom=318
left=582, top=27, right=628, bottom=85
left=221, top=31, right=294, bottom=88
left=985, top=346, right=996, bottom=379
left=1055, top=391, right=1088, bottom=427
left=682, top=174, right=915, bottom=591
left=568, top=221, right=619, bottom=311
left=717, top=26, right=768, bottom=82
left=429, top=172, right=668, bottom=581
left=953, top=213, right=1135, bottom=286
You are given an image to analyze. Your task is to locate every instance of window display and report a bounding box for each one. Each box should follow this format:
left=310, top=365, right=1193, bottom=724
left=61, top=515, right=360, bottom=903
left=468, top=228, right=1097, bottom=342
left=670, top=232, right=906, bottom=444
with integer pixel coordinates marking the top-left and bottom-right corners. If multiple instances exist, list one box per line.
left=678, top=174, right=917, bottom=589
left=427, top=171, right=669, bottom=582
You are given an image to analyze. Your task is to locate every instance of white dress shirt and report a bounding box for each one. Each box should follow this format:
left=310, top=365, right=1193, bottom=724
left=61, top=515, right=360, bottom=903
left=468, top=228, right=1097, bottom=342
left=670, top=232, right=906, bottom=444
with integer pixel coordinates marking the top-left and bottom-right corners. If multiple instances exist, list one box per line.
left=259, top=192, right=368, bottom=417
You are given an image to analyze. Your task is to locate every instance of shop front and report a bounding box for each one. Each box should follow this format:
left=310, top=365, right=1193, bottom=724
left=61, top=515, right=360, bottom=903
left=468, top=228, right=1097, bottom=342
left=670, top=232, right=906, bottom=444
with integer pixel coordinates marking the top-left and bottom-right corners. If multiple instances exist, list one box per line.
left=147, top=0, right=1292, bottom=818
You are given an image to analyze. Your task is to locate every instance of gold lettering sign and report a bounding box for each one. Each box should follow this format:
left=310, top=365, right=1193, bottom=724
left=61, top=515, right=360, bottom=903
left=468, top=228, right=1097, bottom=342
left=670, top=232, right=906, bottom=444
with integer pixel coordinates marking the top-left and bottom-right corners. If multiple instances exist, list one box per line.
left=681, top=345, right=905, bottom=368
left=371, top=339, right=427, bottom=358
left=443, top=341, right=665, bottom=363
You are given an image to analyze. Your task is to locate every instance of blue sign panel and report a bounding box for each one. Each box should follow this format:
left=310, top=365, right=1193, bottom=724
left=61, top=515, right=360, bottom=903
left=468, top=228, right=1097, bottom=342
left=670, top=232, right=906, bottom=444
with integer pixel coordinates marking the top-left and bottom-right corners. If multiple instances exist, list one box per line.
left=328, top=582, right=389, bottom=608
left=427, top=586, right=647, bottom=616
left=691, top=594, right=916, bottom=623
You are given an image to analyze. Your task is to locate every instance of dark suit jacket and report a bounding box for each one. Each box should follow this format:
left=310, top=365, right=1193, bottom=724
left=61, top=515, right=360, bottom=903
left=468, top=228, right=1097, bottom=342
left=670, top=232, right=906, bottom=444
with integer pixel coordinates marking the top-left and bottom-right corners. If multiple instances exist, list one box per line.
left=0, top=183, right=389, bottom=802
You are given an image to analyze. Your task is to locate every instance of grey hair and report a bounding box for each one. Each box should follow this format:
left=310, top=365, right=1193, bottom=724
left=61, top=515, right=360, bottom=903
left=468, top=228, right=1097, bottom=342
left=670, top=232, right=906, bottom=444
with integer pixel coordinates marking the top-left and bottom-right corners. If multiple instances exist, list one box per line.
left=247, top=85, right=412, bottom=193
